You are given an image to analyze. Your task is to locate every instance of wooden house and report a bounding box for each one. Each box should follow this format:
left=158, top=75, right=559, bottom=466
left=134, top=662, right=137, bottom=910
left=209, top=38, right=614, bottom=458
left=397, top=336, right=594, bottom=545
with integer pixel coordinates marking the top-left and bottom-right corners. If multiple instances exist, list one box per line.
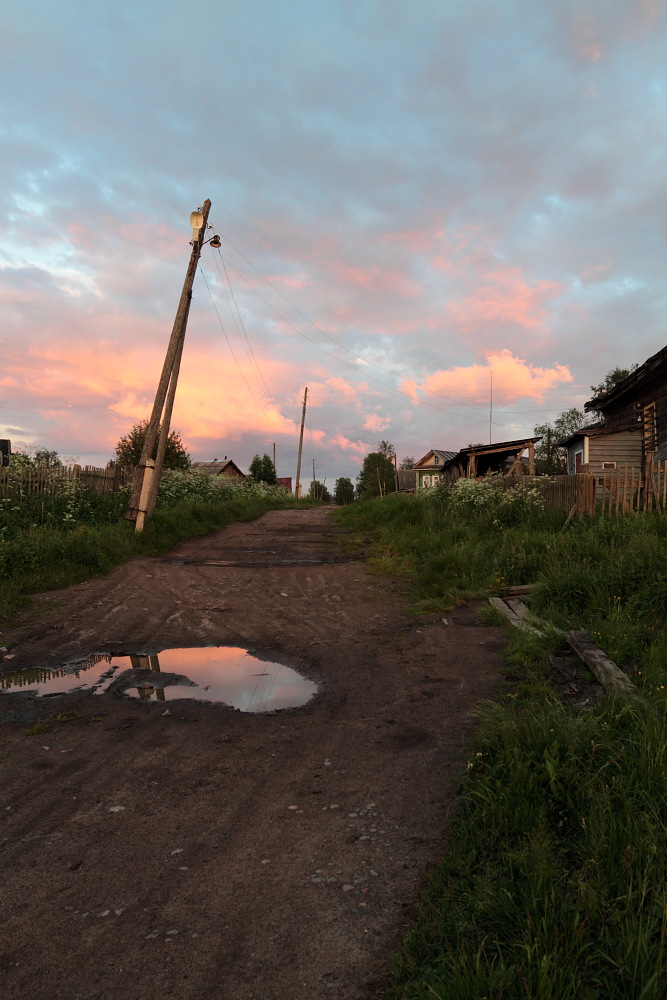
left=556, top=423, right=642, bottom=475
left=584, top=345, right=667, bottom=465
left=190, top=458, right=246, bottom=478
left=441, top=437, right=541, bottom=484
left=277, top=477, right=293, bottom=493
left=412, top=450, right=457, bottom=491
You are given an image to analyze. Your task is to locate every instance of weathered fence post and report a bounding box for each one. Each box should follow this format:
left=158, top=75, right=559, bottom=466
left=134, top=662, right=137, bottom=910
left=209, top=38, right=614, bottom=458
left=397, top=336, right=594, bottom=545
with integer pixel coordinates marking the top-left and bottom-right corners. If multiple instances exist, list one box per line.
left=576, top=469, right=595, bottom=516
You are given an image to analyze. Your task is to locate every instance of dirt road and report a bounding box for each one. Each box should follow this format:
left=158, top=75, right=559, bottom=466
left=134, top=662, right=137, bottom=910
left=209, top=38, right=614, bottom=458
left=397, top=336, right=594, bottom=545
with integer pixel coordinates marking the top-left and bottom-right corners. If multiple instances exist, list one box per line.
left=0, top=507, right=505, bottom=1000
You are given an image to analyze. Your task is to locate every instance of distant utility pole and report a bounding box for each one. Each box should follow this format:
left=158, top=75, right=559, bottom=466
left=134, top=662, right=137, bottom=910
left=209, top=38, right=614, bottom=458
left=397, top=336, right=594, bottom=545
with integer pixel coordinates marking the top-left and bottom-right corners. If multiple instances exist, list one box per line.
left=127, top=199, right=218, bottom=530
left=489, top=369, right=493, bottom=445
left=312, top=457, right=316, bottom=499
left=295, top=386, right=308, bottom=498
left=272, top=442, right=276, bottom=469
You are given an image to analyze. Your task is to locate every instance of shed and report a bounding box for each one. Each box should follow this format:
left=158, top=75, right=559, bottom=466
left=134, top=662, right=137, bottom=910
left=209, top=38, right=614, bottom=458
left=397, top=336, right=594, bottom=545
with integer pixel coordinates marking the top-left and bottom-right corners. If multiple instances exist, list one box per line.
left=556, top=423, right=642, bottom=475
left=397, top=469, right=417, bottom=493
left=442, top=437, right=541, bottom=484
left=277, top=477, right=293, bottom=493
left=191, top=459, right=246, bottom=478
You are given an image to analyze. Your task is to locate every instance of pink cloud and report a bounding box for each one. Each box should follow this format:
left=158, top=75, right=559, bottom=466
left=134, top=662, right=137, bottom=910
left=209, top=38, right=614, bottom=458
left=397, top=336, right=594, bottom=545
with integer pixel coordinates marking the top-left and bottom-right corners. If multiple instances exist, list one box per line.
left=363, top=413, right=391, bottom=432
left=329, top=433, right=369, bottom=455
left=446, top=267, right=564, bottom=334
left=410, top=350, right=573, bottom=404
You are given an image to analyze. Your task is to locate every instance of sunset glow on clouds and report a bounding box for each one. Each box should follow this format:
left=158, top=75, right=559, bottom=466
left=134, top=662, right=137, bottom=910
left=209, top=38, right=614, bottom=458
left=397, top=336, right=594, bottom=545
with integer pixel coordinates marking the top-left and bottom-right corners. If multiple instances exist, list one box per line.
left=2, top=1, right=667, bottom=483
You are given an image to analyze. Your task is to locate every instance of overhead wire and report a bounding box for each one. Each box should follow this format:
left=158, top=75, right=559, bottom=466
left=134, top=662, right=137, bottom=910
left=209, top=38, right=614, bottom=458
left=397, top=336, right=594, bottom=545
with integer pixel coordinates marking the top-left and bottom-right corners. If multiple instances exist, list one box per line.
left=210, top=250, right=281, bottom=413
left=197, top=264, right=280, bottom=426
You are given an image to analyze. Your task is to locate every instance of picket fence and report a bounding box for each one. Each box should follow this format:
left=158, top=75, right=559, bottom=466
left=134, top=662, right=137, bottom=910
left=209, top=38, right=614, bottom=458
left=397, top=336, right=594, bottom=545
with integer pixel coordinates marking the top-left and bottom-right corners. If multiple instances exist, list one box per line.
left=496, top=461, right=667, bottom=515
left=0, top=464, right=134, bottom=499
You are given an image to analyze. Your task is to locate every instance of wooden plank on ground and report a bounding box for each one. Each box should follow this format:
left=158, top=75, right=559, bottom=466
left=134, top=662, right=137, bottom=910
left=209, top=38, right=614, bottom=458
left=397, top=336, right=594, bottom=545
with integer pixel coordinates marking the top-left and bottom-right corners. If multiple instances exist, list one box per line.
left=565, top=630, right=659, bottom=716
left=505, top=597, right=529, bottom=619
left=507, top=584, right=535, bottom=596
left=488, top=597, right=520, bottom=624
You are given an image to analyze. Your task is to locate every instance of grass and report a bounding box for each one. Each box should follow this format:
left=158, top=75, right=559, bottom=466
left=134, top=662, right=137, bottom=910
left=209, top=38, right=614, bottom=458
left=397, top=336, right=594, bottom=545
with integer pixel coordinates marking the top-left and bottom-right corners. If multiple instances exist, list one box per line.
left=336, top=488, right=667, bottom=999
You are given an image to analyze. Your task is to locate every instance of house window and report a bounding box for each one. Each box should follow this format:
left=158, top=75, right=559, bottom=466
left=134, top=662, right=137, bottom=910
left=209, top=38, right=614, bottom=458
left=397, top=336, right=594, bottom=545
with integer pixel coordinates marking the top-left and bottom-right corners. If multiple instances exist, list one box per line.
left=574, top=451, right=583, bottom=473
left=433, top=475, right=440, bottom=485
left=602, top=462, right=616, bottom=470
left=423, top=475, right=431, bottom=488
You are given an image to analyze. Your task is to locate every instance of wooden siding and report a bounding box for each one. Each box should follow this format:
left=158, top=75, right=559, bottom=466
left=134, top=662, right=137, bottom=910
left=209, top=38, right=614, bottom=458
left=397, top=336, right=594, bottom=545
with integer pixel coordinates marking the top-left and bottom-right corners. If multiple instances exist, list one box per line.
left=587, top=430, right=642, bottom=472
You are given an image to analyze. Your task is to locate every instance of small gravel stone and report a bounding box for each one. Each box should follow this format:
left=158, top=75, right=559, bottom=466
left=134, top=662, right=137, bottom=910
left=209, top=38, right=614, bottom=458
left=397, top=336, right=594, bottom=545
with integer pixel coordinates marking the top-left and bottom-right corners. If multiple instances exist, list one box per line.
left=342, top=884, right=354, bottom=892
left=108, top=806, right=125, bottom=813
left=166, top=929, right=179, bottom=936
left=369, top=870, right=379, bottom=877
left=99, top=910, right=110, bottom=917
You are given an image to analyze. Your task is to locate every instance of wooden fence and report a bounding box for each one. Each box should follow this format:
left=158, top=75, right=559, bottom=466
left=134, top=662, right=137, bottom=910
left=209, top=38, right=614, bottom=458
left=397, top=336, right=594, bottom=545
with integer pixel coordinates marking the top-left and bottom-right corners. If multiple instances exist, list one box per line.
left=494, top=461, right=667, bottom=515
left=0, top=464, right=134, bottom=499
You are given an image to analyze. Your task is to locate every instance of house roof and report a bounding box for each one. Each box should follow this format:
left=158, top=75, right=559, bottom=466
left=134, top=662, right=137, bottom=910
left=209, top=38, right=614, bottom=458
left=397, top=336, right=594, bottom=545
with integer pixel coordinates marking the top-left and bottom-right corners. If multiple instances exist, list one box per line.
left=191, top=460, right=246, bottom=477
left=413, top=449, right=457, bottom=469
left=585, top=344, right=667, bottom=412
left=556, top=422, right=640, bottom=448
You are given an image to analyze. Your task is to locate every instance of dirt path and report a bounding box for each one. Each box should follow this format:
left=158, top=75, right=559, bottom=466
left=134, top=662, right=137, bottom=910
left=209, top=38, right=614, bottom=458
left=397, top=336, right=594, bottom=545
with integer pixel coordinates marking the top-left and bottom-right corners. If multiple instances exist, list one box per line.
left=0, top=507, right=505, bottom=1000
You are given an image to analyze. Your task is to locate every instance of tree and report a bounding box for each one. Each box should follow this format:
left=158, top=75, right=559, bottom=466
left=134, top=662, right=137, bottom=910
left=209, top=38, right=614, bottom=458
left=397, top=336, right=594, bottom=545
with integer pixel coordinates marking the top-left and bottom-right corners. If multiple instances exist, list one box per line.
left=333, top=477, right=355, bottom=505
left=248, top=454, right=277, bottom=485
left=534, top=408, right=586, bottom=473
left=308, top=479, right=331, bottom=502
left=590, top=364, right=638, bottom=397
left=399, top=456, right=415, bottom=470
left=356, top=442, right=397, bottom=499
left=33, top=449, right=62, bottom=468
left=114, top=420, right=191, bottom=469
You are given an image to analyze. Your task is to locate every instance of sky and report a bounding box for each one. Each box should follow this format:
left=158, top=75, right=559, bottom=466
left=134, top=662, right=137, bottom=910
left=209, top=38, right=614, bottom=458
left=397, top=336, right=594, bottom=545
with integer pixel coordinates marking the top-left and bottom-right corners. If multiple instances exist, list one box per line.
left=2, top=0, right=667, bottom=488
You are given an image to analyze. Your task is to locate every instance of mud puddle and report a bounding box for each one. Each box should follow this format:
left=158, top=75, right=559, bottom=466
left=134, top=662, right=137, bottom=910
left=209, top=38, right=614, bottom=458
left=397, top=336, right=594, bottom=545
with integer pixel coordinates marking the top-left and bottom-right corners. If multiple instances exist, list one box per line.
left=0, top=647, right=318, bottom=711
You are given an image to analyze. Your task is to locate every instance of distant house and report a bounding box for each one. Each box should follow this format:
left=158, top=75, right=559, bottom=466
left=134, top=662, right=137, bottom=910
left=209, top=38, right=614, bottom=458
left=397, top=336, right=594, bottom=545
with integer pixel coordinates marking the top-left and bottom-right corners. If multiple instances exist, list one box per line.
left=191, top=459, right=246, bottom=478
left=277, top=477, right=293, bottom=493
left=441, top=437, right=541, bottom=484
left=584, top=345, right=667, bottom=465
left=412, top=450, right=457, bottom=491
left=556, top=424, right=642, bottom=476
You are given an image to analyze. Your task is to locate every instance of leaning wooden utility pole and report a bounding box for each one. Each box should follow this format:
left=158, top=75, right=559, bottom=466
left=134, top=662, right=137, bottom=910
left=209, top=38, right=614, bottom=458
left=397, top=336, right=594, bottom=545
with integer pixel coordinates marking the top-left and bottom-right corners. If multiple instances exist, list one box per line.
left=294, top=386, right=308, bottom=499
left=127, top=199, right=213, bottom=529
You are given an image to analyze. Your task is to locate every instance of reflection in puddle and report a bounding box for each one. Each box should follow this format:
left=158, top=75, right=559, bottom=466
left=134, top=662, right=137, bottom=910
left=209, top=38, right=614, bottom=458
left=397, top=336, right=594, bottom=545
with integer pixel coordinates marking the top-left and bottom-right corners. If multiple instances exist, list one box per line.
left=0, top=648, right=317, bottom=712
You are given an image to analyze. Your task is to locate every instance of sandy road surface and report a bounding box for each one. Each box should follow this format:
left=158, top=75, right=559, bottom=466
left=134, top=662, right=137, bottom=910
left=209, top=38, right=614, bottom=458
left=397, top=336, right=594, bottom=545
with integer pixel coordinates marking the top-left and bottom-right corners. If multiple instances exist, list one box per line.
left=0, top=507, right=505, bottom=1000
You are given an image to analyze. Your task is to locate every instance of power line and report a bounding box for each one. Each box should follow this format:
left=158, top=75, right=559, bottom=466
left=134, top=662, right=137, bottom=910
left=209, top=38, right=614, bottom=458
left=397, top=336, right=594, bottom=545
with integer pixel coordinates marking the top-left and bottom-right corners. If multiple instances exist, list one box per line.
left=210, top=251, right=280, bottom=412
left=198, top=264, right=280, bottom=427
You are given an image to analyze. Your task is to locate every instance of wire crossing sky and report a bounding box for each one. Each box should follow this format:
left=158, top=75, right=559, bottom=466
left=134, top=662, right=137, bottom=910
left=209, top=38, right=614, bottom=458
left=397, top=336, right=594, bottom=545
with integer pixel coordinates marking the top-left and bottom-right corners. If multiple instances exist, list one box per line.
left=1, top=0, right=666, bottom=482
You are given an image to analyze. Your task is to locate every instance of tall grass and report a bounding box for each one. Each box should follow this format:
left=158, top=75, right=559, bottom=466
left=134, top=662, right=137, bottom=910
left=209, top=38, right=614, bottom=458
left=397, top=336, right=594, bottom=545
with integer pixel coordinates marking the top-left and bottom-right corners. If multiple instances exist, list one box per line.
left=337, top=488, right=667, bottom=998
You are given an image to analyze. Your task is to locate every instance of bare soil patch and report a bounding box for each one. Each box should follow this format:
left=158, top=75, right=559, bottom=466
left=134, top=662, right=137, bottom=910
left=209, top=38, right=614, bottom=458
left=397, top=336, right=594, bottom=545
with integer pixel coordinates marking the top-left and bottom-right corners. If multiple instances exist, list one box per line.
left=0, top=507, right=505, bottom=1000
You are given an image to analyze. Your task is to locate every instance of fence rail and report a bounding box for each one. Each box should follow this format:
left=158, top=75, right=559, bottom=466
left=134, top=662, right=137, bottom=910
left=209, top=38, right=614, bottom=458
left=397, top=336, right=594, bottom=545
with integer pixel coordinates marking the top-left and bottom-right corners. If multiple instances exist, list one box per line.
left=0, top=464, right=134, bottom=499
left=493, top=462, right=667, bottom=515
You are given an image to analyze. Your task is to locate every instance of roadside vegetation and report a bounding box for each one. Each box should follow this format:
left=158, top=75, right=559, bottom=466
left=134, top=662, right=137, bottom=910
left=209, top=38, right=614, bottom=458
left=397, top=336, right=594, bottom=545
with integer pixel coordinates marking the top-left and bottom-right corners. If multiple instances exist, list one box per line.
left=337, top=482, right=667, bottom=1000
left=0, top=470, right=309, bottom=619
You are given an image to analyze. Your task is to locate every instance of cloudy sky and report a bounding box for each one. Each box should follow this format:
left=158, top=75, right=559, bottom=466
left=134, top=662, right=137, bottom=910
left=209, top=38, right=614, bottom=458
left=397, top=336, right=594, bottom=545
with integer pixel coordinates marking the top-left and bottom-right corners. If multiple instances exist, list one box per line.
left=2, top=0, right=666, bottom=486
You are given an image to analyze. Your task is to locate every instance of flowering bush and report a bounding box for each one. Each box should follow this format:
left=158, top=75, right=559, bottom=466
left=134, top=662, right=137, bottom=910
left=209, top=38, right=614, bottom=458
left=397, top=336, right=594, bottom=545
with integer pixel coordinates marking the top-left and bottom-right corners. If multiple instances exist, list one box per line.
left=156, top=470, right=291, bottom=508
